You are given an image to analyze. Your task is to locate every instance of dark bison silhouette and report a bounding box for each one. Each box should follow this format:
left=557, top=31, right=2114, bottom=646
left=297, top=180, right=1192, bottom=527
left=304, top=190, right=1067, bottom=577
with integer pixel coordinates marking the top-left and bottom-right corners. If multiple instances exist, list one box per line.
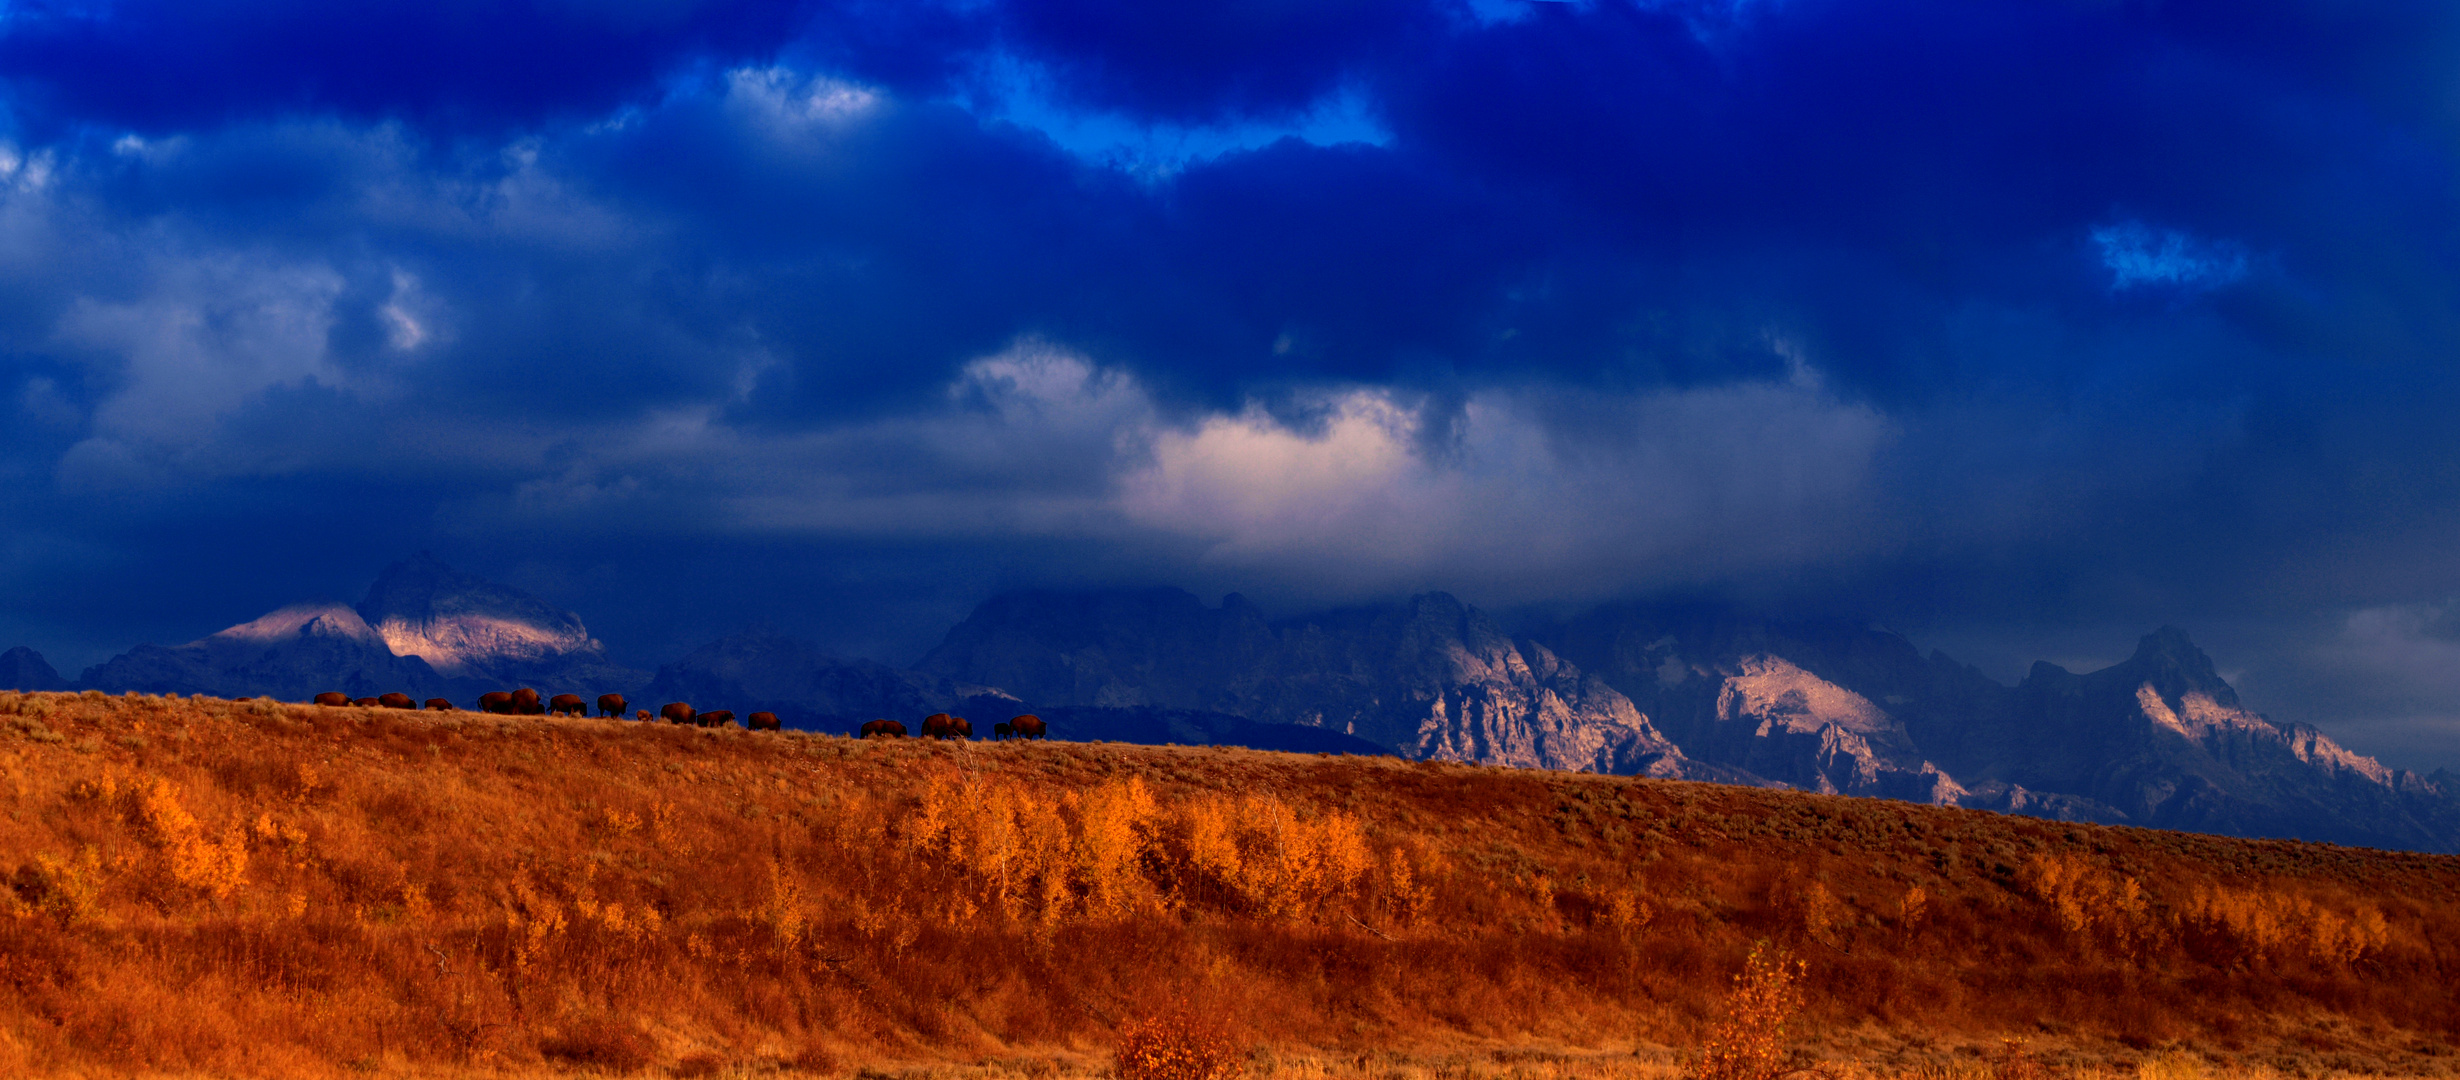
left=635, top=709, right=652, bottom=722
left=660, top=702, right=696, bottom=725
left=478, top=691, right=515, bottom=714
left=1008, top=714, right=1047, bottom=740
left=548, top=694, right=587, bottom=717
left=921, top=713, right=973, bottom=739
left=598, top=694, right=627, bottom=718
left=424, top=698, right=455, bottom=711
left=511, top=688, right=543, bottom=715
left=313, top=692, right=350, bottom=707
left=747, top=711, right=781, bottom=731
left=860, top=719, right=907, bottom=738
left=994, top=721, right=1013, bottom=739
left=697, top=710, right=737, bottom=728
left=352, top=697, right=380, bottom=707
left=377, top=692, right=415, bottom=710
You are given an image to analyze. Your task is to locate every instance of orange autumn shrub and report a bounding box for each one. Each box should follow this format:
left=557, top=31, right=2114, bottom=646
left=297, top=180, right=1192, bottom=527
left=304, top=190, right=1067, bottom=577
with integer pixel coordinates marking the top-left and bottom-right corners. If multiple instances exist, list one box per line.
left=1115, top=1006, right=1244, bottom=1080
left=1690, top=942, right=1807, bottom=1080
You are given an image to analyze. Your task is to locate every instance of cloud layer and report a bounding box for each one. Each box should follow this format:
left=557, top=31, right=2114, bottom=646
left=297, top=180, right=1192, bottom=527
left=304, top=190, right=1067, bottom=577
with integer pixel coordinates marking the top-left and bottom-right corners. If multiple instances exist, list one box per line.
left=4, top=0, right=2460, bottom=768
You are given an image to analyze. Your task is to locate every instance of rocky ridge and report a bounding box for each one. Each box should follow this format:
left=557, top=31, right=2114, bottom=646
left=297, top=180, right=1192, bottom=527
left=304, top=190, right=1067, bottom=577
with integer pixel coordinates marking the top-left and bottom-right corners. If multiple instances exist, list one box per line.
left=354, top=552, right=647, bottom=692
left=912, top=588, right=2460, bottom=850
left=61, top=557, right=644, bottom=705
left=77, top=602, right=453, bottom=702
left=915, top=589, right=1710, bottom=779
left=9, top=572, right=2460, bottom=851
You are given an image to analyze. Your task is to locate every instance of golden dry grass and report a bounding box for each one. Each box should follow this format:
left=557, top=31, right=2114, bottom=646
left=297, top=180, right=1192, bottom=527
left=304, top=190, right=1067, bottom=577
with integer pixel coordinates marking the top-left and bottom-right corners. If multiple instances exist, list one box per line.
left=0, top=689, right=2456, bottom=1079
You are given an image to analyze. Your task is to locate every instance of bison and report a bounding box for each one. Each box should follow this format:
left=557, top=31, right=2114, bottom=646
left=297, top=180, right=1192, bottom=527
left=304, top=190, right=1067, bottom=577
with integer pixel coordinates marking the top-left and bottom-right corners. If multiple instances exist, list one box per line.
left=698, top=710, right=737, bottom=728
left=993, top=721, right=1013, bottom=740
left=598, top=694, right=628, bottom=718
left=511, top=688, right=543, bottom=715
left=660, top=702, right=696, bottom=725
left=377, top=692, right=415, bottom=710
left=949, top=716, right=973, bottom=739
left=860, top=719, right=907, bottom=738
left=635, top=709, right=652, bottom=722
left=921, top=712, right=955, bottom=739
left=424, top=698, right=455, bottom=711
left=1009, top=714, right=1047, bottom=740
left=748, top=711, right=781, bottom=732
left=353, top=697, right=380, bottom=708
left=313, top=692, right=350, bottom=707
left=478, top=691, right=515, bottom=715
left=548, top=693, right=587, bottom=717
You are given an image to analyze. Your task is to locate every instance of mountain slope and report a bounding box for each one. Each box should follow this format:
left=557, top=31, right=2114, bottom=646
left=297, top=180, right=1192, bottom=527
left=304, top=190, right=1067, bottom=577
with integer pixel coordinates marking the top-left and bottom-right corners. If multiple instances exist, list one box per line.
left=1214, top=594, right=1703, bottom=776
left=76, top=557, right=651, bottom=705
left=0, top=646, right=68, bottom=691
left=1548, top=607, right=2459, bottom=850
left=643, top=629, right=1015, bottom=728
left=2003, top=628, right=2457, bottom=848
left=79, top=602, right=452, bottom=701
left=1549, top=606, right=1996, bottom=805
left=918, top=590, right=1715, bottom=778
left=922, top=591, right=2460, bottom=851
left=355, top=552, right=647, bottom=692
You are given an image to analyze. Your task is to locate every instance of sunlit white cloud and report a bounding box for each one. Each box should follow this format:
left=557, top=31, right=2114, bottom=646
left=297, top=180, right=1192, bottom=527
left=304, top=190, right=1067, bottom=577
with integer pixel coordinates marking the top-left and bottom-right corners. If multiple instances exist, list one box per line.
left=443, top=337, right=1878, bottom=604
left=1118, top=371, right=1898, bottom=598
left=396, top=333, right=1901, bottom=609
left=726, top=66, right=884, bottom=136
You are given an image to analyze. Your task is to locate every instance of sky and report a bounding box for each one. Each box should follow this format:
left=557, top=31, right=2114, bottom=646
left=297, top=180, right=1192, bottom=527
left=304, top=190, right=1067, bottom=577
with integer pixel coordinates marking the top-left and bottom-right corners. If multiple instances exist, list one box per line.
left=2, top=0, right=2460, bottom=771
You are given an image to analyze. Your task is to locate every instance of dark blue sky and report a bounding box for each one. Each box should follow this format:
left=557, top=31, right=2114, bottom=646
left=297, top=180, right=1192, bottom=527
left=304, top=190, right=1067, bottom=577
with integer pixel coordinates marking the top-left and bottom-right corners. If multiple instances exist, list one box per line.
left=4, top=0, right=2460, bottom=769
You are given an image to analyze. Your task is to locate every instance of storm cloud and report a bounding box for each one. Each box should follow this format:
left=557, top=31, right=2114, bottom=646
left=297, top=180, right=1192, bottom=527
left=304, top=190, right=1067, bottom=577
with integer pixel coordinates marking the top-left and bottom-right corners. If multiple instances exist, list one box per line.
left=5, top=0, right=2460, bottom=769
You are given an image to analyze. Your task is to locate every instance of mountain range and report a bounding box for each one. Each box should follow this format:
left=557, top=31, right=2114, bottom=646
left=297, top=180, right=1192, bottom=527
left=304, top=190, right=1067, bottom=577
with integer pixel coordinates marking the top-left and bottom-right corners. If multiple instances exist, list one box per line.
left=66, top=553, right=646, bottom=704
left=9, top=559, right=2458, bottom=851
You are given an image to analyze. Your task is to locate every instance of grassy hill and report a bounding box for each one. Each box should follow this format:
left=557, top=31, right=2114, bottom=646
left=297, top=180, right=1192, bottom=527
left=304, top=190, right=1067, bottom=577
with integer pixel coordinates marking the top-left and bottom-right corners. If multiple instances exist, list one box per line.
left=0, top=689, right=2456, bottom=1079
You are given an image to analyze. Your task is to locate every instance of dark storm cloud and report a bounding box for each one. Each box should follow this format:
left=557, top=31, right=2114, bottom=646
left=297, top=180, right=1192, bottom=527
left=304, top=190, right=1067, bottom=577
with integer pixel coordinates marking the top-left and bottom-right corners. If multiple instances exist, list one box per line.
left=4, top=0, right=2460, bottom=767
left=0, top=0, right=816, bottom=135
left=992, top=0, right=1438, bottom=123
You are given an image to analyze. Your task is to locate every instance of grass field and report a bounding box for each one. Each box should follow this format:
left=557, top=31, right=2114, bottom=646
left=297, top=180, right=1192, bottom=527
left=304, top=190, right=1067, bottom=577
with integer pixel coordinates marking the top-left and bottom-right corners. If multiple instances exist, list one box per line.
left=0, top=689, right=2455, bottom=1079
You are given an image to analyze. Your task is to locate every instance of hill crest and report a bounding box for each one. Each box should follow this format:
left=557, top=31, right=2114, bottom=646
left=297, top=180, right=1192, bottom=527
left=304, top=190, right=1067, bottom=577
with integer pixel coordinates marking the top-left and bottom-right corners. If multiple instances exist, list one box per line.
left=0, top=688, right=2454, bottom=1077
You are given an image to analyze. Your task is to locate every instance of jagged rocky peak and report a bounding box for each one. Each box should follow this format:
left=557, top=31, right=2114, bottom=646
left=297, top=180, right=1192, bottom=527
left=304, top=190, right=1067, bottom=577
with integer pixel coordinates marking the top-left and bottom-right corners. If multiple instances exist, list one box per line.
left=1715, top=654, right=1895, bottom=738
left=79, top=598, right=449, bottom=701
left=1698, top=653, right=1966, bottom=804
left=355, top=552, right=603, bottom=677
left=2125, top=625, right=2242, bottom=707
left=2081, top=627, right=2285, bottom=745
left=206, top=602, right=387, bottom=651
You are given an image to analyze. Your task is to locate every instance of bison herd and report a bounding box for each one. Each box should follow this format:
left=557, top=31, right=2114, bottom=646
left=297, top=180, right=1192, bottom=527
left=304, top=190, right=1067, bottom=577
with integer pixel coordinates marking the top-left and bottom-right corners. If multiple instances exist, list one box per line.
left=305, top=690, right=1047, bottom=742
left=854, top=713, right=1046, bottom=740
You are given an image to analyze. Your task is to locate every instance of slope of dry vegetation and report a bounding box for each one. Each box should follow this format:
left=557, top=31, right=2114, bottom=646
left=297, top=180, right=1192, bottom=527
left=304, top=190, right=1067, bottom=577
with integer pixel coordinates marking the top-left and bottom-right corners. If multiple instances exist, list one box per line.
left=0, top=689, right=2456, bottom=1078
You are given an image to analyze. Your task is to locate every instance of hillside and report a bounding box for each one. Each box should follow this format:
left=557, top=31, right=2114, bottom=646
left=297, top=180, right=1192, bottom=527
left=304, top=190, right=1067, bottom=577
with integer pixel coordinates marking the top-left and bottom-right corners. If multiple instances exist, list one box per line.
left=917, top=590, right=2460, bottom=851
left=2, top=690, right=2458, bottom=1079
left=21, top=565, right=2460, bottom=855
